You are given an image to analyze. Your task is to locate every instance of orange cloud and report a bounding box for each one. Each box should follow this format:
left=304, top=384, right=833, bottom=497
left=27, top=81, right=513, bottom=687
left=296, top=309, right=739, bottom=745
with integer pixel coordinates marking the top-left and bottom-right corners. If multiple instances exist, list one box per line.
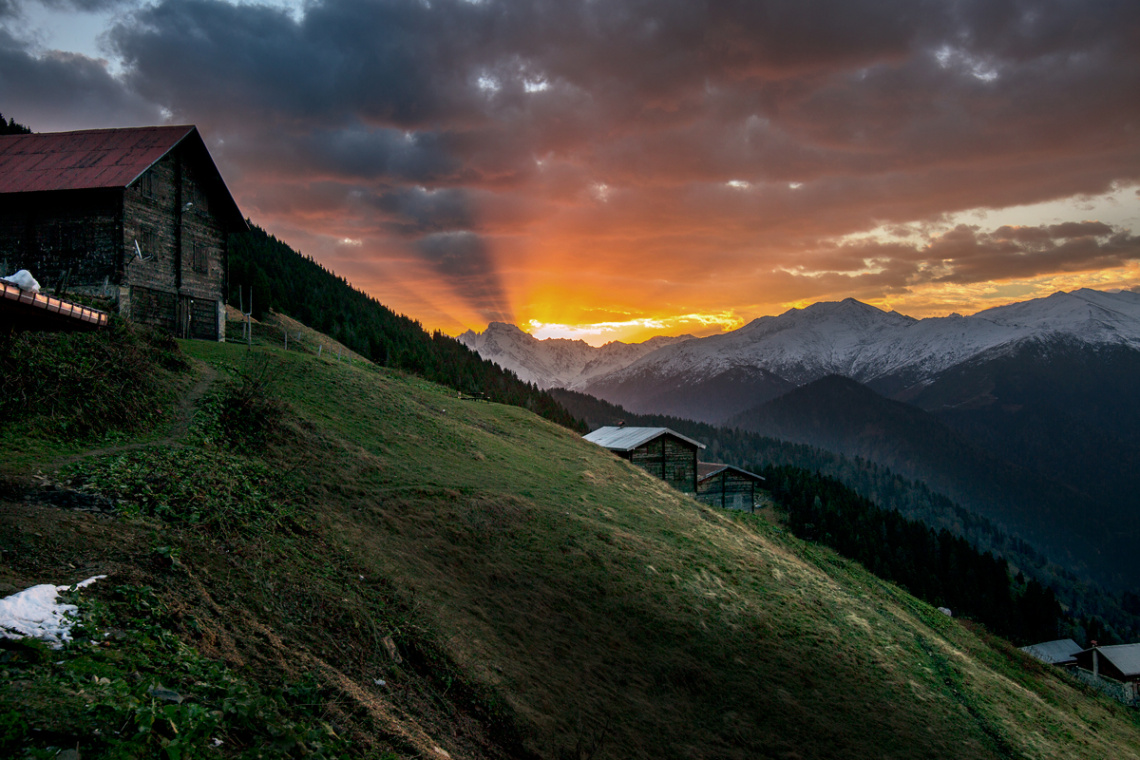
left=8, top=0, right=1137, bottom=335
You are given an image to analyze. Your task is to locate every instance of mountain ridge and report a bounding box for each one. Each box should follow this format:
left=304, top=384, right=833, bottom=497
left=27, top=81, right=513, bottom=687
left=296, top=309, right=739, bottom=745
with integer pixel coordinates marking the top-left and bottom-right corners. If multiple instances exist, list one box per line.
left=456, top=320, right=694, bottom=390
left=583, top=289, right=1140, bottom=415
left=458, top=290, right=1140, bottom=413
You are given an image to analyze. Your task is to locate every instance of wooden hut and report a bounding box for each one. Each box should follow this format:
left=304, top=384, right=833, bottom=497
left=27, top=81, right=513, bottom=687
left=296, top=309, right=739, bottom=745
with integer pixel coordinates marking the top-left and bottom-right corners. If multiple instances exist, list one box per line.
left=1019, top=639, right=1081, bottom=668
left=1074, top=644, right=1140, bottom=683
left=0, top=126, right=246, bottom=340
left=696, top=463, right=766, bottom=512
left=583, top=426, right=705, bottom=494
left=1072, top=643, right=1140, bottom=705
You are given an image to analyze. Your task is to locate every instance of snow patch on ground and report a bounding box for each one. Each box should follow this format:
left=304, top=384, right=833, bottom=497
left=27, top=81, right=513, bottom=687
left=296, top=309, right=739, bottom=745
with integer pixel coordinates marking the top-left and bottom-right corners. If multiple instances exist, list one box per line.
left=0, top=576, right=106, bottom=648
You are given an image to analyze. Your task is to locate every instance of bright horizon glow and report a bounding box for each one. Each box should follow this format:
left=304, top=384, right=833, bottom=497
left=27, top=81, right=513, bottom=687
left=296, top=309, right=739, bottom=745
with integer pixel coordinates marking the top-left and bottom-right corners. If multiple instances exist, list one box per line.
left=527, top=311, right=745, bottom=346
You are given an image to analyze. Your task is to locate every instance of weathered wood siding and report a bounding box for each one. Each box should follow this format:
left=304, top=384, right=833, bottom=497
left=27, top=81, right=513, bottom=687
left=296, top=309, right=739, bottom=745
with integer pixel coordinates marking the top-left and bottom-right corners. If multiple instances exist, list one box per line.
left=122, top=147, right=227, bottom=340
left=0, top=189, right=122, bottom=296
left=697, top=471, right=759, bottom=512
left=628, top=435, right=698, bottom=494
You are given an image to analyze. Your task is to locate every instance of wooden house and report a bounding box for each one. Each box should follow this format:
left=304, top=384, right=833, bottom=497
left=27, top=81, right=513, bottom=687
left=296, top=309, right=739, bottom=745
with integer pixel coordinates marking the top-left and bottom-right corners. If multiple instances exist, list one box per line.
left=583, top=426, right=705, bottom=494
left=1074, top=644, right=1140, bottom=683
left=1072, top=643, right=1140, bottom=705
left=696, top=463, right=766, bottom=512
left=0, top=126, right=245, bottom=340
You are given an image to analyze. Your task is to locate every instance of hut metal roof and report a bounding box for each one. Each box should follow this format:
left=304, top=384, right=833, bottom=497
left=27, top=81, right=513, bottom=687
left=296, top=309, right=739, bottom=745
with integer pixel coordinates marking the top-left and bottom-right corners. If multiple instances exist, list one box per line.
left=1087, top=644, right=1140, bottom=677
left=583, top=426, right=705, bottom=452
left=1019, top=639, right=1081, bottom=665
left=0, top=126, right=196, bottom=193
left=697, top=462, right=766, bottom=483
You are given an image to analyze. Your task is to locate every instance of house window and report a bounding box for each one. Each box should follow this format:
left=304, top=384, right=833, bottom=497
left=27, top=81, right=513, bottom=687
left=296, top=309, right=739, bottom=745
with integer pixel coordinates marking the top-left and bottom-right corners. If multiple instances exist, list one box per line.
left=138, top=171, right=157, bottom=199
left=186, top=178, right=209, bottom=214
left=136, top=225, right=157, bottom=260
left=191, top=243, right=209, bottom=274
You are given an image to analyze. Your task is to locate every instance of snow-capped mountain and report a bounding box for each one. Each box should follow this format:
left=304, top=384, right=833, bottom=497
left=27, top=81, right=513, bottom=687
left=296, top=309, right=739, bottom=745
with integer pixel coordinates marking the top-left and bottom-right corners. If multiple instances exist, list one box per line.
left=456, top=322, right=693, bottom=390
left=458, top=290, right=1140, bottom=420
left=581, top=289, right=1140, bottom=418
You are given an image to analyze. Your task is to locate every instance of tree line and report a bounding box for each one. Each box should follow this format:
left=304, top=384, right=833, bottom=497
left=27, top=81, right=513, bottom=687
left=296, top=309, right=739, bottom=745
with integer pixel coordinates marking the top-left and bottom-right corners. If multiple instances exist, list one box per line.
left=228, top=225, right=583, bottom=431
left=761, top=465, right=1064, bottom=645
left=0, top=113, right=32, bottom=135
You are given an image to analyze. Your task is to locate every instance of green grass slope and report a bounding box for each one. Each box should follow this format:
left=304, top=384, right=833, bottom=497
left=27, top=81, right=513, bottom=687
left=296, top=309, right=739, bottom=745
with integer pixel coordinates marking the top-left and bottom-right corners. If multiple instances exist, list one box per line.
left=3, top=327, right=1140, bottom=759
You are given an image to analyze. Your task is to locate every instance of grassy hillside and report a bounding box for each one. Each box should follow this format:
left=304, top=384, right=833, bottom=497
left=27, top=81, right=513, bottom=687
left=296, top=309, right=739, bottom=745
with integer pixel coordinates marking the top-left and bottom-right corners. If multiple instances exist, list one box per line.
left=551, top=386, right=1140, bottom=645
left=3, top=325, right=1140, bottom=759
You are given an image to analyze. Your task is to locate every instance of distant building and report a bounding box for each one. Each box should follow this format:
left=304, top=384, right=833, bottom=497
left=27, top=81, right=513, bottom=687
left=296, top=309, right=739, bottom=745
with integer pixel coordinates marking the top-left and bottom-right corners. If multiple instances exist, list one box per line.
left=583, top=426, right=705, bottom=495
left=696, top=463, right=765, bottom=512
left=1071, top=643, right=1140, bottom=706
left=1019, top=638, right=1081, bottom=667
left=0, top=126, right=246, bottom=340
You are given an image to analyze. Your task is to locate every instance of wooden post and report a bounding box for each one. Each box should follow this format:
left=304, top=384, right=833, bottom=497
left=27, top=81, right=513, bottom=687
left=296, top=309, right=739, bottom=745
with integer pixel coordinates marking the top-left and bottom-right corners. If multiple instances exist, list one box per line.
left=239, top=286, right=253, bottom=349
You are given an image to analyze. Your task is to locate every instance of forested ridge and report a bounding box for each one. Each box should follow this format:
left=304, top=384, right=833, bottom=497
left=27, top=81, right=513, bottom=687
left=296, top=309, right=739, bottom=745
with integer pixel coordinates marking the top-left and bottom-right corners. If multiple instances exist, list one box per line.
left=227, top=225, right=583, bottom=431
left=762, top=466, right=1064, bottom=645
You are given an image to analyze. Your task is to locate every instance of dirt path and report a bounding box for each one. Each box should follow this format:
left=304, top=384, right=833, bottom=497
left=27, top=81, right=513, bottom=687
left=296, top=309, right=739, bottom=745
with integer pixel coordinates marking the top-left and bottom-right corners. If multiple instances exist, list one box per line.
left=43, top=359, right=219, bottom=469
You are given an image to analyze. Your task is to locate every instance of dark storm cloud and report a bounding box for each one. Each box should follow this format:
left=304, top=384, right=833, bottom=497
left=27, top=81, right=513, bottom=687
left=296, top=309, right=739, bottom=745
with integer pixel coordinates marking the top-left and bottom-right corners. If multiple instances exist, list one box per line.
left=11, top=0, right=1124, bottom=325
left=1, top=0, right=130, bottom=16
left=413, top=231, right=511, bottom=323
left=0, top=30, right=161, bottom=131
left=923, top=223, right=1140, bottom=284
left=790, top=221, right=1140, bottom=297
left=366, top=186, right=476, bottom=238
left=293, top=127, right=462, bottom=184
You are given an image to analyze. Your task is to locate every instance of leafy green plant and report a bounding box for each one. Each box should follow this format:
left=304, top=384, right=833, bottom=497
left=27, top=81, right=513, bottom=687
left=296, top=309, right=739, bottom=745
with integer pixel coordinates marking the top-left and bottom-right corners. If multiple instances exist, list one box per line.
left=0, top=584, right=352, bottom=759
left=191, top=355, right=290, bottom=450
left=65, top=447, right=295, bottom=537
left=0, top=317, right=186, bottom=440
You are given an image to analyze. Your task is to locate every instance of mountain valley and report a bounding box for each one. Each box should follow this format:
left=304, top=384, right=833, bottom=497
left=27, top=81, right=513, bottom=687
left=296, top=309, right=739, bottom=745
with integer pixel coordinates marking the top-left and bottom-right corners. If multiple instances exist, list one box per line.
left=465, top=289, right=1140, bottom=592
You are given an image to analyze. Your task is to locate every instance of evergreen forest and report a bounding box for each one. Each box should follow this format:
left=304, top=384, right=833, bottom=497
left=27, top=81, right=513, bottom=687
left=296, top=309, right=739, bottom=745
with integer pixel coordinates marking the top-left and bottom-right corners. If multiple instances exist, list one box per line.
left=762, top=466, right=1064, bottom=645
left=0, top=113, right=31, bottom=135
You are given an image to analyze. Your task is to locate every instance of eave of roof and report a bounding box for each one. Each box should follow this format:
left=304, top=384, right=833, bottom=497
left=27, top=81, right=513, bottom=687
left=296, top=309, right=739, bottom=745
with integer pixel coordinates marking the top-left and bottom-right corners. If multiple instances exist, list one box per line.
left=697, top=462, right=766, bottom=483
left=582, top=426, right=706, bottom=452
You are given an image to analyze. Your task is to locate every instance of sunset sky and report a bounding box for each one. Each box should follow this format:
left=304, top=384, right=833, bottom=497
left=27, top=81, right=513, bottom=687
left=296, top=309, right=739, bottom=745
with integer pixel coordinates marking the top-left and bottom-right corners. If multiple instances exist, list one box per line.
left=3, top=0, right=1139, bottom=345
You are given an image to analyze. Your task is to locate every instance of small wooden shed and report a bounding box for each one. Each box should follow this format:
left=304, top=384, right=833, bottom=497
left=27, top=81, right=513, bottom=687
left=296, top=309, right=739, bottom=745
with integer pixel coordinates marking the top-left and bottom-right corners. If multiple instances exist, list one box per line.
left=583, top=426, right=705, bottom=495
left=0, top=126, right=246, bottom=340
left=696, top=463, right=766, bottom=513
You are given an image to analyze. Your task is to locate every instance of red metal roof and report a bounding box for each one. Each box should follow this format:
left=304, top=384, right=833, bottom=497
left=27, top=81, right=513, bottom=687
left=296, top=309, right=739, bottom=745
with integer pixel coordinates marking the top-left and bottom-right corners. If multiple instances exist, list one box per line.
left=0, top=125, right=196, bottom=193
